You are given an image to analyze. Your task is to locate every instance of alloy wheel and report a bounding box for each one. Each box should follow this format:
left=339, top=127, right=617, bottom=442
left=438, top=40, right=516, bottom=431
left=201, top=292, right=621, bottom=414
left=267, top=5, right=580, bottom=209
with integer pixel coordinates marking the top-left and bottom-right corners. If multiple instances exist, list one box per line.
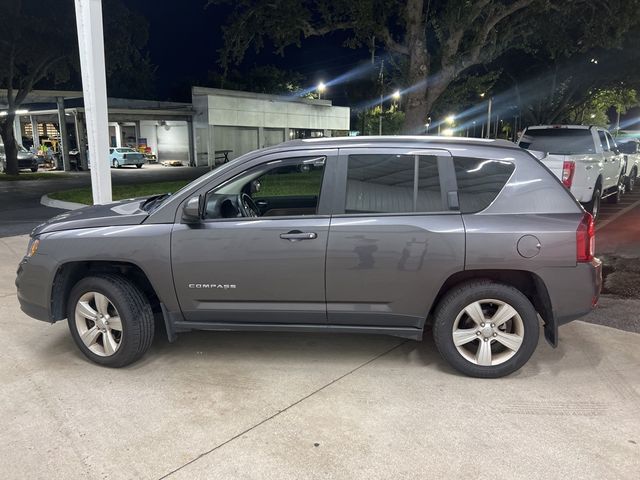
left=74, top=291, right=123, bottom=356
left=452, top=299, right=525, bottom=366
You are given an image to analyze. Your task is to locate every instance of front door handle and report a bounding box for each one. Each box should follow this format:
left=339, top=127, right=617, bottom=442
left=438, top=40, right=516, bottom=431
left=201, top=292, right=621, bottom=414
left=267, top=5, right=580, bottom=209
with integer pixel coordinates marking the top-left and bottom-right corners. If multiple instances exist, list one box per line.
left=280, top=230, right=317, bottom=241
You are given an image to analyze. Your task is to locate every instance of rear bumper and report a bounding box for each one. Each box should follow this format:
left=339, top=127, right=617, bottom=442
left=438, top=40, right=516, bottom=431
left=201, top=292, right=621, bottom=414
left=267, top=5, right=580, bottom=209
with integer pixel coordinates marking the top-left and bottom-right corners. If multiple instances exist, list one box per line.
left=541, top=258, right=602, bottom=326
left=121, top=157, right=144, bottom=165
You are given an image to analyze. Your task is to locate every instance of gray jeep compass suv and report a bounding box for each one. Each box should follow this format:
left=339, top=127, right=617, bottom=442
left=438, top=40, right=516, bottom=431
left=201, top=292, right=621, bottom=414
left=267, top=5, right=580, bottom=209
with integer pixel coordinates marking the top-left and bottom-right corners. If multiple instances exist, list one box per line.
left=16, top=137, right=601, bottom=378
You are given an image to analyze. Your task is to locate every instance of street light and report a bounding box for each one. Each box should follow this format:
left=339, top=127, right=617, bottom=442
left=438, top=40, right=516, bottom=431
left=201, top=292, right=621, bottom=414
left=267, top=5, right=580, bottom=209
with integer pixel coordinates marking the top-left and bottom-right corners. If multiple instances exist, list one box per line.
left=317, top=82, right=326, bottom=99
left=445, top=114, right=455, bottom=125
left=392, top=90, right=401, bottom=101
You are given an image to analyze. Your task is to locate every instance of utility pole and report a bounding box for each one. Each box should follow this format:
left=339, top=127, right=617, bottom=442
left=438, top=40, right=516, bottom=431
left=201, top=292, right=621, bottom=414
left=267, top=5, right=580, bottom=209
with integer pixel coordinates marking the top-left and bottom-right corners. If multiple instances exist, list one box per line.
left=378, top=60, right=384, bottom=136
left=485, top=97, right=492, bottom=139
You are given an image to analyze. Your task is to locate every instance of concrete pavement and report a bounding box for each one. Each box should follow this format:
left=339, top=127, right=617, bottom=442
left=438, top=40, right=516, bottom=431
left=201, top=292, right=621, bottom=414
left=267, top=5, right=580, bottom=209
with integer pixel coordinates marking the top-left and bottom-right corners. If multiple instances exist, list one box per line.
left=1, top=234, right=639, bottom=480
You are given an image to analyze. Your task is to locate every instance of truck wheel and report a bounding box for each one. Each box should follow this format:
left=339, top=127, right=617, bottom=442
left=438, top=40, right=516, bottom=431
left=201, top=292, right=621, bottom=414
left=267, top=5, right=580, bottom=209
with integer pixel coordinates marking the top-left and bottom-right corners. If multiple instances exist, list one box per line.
left=607, top=181, right=622, bottom=204
left=584, top=186, right=601, bottom=220
left=136, top=164, right=143, bottom=169
left=432, top=281, right=539, bottom=378
left=67, top=274, right=154, bottom=367
left=31, top=166, right=38, bottom=172
left=112, top=159, right=120, bottom=168
left=625, top=169, right=636, bottom=192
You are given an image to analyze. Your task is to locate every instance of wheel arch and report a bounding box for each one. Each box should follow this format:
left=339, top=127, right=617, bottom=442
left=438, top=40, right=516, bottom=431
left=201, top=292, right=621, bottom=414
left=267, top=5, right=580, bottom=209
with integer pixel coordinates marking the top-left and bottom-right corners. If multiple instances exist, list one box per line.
left=51, top=260, right=160, bottom=322
left=428, top=269, right=557, bottom=346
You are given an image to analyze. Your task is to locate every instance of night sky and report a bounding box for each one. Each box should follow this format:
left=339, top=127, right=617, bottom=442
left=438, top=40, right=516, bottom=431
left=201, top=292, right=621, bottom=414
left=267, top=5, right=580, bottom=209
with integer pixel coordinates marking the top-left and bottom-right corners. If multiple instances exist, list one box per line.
left=126, top=0, right=369, bottom=104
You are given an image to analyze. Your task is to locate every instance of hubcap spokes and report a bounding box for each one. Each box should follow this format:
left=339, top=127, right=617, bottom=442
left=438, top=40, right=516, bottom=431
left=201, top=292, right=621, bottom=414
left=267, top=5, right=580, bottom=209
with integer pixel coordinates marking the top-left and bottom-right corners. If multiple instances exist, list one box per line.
left=75, top=291, right=122, bottom=357
left=452, top=299, right=524, bottom=366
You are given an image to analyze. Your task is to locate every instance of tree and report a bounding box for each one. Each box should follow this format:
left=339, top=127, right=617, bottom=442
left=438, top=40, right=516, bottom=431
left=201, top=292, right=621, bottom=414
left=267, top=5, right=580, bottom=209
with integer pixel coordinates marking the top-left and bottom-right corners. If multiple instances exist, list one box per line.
left=0, top=0, right=75, bottom=175
left=207, top=65, right=310, bottom=96
left=0, top=1, right=157, bottom=174
left=214, top=0, right=638, bottom=133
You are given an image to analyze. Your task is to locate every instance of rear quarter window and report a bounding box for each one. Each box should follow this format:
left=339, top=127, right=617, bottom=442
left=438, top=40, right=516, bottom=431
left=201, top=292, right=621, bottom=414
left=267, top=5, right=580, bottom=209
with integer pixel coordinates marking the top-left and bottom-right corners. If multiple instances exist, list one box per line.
left=454, top=157, right=515, bottom=213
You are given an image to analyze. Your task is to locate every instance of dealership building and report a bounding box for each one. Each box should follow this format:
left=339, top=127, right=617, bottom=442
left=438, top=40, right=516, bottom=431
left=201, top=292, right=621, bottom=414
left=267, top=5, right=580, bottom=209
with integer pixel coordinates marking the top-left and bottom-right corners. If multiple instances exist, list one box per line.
left=1, top=87, right=350, bottom=170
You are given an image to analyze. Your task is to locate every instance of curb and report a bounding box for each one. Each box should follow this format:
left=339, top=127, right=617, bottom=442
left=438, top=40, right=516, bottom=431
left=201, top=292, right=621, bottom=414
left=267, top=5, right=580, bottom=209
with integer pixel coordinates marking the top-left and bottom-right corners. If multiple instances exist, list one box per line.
left=40, top=194, right=86, bottom=211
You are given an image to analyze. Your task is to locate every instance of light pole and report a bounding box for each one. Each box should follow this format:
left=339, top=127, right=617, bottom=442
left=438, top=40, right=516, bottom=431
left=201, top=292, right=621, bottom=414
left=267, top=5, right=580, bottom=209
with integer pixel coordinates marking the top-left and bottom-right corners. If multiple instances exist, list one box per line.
left=481, top=92, right=492, bottom=139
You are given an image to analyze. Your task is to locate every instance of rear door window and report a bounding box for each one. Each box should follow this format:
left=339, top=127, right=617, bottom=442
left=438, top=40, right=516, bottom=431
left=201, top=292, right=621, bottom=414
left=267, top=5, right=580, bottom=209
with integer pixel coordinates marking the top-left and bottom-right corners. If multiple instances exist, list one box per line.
left=598, top=131, right=610, bottom=151
left=519, top=128, right=595, bottom=154
left=453, top=157, right=515, bottom=213
left=344, top=153, right=444, bottom=213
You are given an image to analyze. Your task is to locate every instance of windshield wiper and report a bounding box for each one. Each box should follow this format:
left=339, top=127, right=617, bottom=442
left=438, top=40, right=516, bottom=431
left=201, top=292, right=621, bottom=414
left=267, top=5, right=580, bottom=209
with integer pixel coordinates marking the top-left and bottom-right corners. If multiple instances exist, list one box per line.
left=141, top=193, right=171, bottom=212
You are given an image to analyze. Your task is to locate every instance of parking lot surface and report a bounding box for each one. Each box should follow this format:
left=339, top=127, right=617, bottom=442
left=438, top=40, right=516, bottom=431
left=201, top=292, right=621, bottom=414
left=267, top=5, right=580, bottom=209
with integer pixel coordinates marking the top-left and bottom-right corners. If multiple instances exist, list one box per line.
left=1, top=234, right=638, bottom=480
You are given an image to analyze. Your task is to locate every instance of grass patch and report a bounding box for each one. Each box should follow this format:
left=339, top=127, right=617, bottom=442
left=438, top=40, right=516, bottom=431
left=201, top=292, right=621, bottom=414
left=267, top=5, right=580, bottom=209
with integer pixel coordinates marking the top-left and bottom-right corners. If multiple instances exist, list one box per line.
left=0, top=172, right=72, bottom=181
left=48, top=170, right=323, bottom=205
left=49, top=180, right=190, bottom=205
left=258, top=170, right=323, bottom=196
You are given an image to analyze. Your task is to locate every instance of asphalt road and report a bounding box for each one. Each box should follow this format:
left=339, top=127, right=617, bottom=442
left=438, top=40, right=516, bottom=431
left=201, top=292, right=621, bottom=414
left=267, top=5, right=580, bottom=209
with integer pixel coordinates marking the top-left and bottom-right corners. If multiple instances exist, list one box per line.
left=0, top=165, right=209, bottom=237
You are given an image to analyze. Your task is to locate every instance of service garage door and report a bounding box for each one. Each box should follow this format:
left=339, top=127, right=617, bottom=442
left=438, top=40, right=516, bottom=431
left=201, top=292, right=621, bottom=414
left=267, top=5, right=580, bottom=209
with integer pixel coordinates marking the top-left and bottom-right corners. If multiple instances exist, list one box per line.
left=215, top=126, right=259, bottom=161
left=157, top=122, right=189, bottom=162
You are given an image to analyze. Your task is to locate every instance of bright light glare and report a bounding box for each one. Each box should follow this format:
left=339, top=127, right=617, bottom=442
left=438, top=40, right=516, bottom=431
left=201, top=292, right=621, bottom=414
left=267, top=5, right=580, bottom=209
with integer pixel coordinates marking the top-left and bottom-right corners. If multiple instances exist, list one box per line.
left=479, top=92, right=486, bottom=98
left=590, top=114, right=596, bottom=118
left=442, top=128, right=454, bottom=136
left=445, top=115, right=455, bottom=124
left=317, top=82, right=326, bottom=93
left=392, top=90, right=401, bottom=100
left=0, top=112, right=6, bottom=116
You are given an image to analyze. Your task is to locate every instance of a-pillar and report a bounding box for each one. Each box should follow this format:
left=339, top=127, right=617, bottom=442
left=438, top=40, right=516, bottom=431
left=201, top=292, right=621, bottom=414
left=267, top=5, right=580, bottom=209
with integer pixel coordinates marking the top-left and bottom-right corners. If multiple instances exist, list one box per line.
left=56, top=97, right=71, bottom=171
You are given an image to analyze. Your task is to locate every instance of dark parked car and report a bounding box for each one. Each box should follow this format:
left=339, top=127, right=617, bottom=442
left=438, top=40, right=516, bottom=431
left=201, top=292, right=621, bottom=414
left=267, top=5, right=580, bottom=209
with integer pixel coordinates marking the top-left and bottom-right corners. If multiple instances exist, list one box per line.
left=0, top=143, right=39, bottom=172
left=16, top=137, right=601, bottom=378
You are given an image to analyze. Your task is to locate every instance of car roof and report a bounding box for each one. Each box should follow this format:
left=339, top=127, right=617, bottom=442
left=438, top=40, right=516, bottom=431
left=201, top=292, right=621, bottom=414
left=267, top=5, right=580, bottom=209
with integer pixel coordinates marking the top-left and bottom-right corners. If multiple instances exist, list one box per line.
left=525, top=125, right=596, bottom=131
left=272, top=135, right=519, bottom=152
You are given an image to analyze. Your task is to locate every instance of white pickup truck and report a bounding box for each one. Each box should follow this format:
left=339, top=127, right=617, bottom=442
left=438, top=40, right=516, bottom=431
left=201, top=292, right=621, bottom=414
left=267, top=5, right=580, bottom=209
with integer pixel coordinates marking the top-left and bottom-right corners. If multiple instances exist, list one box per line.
left=518, top=125, right=624, bottom=219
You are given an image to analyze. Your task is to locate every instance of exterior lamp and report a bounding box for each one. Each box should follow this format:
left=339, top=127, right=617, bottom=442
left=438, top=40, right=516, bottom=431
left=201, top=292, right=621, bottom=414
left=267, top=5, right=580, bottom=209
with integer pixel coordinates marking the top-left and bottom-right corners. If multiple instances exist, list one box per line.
left=445, top=115, right=455, bottom=125
left=317, top=82, right=326, bottom=99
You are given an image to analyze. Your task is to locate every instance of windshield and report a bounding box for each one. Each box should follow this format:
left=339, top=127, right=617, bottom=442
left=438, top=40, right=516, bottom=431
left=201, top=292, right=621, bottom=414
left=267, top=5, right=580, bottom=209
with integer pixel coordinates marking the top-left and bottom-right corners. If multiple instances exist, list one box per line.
left=519, top=129, right=595, bottom=155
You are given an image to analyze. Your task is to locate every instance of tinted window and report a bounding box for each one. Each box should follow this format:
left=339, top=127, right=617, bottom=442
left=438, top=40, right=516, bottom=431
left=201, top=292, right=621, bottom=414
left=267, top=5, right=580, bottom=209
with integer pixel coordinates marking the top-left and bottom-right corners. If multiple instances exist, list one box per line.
left=454, top=157, right=515, bottom=213
left=598, top=131, right=609, bottom=151
left=519, top=128, right=594, bottom=154
left=605, top=132, right=616, bottom=149
left=345, top=154, right=443, bottom=213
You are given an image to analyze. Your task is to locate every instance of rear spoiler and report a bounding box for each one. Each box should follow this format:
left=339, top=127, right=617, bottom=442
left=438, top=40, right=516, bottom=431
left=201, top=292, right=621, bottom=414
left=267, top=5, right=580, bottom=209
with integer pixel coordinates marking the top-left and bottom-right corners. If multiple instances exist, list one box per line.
left=527, top=149, right=548, bottom=160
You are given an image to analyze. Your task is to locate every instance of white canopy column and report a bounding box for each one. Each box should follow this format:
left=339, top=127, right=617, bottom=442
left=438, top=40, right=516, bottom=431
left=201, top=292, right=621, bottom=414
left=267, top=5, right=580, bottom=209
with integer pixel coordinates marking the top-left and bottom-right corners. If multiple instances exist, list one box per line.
left=74, top=0, right=112, bottom=203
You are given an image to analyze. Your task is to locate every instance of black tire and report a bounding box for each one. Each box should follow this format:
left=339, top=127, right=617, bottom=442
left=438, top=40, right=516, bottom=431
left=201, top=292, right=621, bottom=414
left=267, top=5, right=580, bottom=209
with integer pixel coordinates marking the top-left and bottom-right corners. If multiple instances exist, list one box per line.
left=584, top=185, right=602, bottom=221
left=625, top=169, right=636, bottom=192
left=67, top=274, right=154, bottom=367
left=30, top=166, right=38, bottom=172
left=432, top=280, right=540, bottom=378
left=136, top=164, right=143, bottom=169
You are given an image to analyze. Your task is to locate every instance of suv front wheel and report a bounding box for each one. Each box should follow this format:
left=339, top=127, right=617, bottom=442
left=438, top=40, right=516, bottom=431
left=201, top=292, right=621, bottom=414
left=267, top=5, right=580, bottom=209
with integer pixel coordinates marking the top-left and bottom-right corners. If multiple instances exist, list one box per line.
left=67, top=274, right=154, bottom=367
left=432, top=281, right=539, bottom=378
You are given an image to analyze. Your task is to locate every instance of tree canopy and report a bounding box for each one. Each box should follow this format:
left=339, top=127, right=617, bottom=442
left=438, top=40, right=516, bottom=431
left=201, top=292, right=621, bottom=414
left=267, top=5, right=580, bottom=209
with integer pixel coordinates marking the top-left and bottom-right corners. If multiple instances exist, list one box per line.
left=215, top=0, right=640, bottom=132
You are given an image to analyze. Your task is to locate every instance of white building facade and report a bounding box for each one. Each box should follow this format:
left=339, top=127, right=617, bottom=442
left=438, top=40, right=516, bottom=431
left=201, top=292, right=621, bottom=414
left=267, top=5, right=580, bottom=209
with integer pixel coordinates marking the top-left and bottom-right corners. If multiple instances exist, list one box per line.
left=192, top=87, right=350, bottom=167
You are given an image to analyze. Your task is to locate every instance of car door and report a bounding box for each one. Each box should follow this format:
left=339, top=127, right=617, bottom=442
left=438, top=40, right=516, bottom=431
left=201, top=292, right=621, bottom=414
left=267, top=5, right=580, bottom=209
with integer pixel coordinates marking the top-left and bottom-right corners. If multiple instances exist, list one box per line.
left=605, top=131, right=623, bottom=183
left=171, top=150, right=337, bottom=325
left=324, top=147, right=465, bottom=329
left=598, top=130, right=618, bottom=190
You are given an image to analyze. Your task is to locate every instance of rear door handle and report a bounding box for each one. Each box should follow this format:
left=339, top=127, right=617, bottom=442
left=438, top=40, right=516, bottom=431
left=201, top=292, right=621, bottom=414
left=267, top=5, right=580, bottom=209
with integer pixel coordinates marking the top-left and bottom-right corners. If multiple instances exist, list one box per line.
left=280, top=230, right=317, bottom=241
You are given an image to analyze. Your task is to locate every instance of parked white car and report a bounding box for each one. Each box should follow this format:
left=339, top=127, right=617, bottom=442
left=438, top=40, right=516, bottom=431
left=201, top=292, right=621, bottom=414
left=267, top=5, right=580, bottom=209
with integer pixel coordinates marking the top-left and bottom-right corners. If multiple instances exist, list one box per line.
left=518, top=125, right=624, bottom=219
left=618, top=139, right=639, bottom=192
left=109, top=147, right=145, bottom=168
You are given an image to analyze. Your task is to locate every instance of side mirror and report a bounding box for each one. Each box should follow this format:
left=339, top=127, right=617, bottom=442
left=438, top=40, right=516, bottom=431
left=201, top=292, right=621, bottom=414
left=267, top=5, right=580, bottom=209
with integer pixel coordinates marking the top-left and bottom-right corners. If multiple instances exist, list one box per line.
left=182, top=195, right=203, bottom=223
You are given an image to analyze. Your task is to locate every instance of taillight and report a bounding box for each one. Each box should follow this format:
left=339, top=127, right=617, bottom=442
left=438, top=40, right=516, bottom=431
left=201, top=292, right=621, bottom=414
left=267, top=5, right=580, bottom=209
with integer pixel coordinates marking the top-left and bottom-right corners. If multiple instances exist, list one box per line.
left=562, top=161, right=575, bottom=188
left=576, top=212, right=595, bottom=262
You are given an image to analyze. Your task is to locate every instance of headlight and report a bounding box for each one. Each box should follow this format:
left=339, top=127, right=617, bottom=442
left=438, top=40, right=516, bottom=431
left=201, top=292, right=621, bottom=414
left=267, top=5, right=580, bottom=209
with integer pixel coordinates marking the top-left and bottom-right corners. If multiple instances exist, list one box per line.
left=26, top=237, right=40, bottom=257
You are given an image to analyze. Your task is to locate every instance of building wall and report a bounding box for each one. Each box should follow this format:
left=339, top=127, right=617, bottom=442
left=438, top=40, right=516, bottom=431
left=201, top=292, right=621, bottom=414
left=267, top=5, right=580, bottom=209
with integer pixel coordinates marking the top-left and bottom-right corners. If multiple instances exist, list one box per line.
left=192, top=87, right=350, bottom=166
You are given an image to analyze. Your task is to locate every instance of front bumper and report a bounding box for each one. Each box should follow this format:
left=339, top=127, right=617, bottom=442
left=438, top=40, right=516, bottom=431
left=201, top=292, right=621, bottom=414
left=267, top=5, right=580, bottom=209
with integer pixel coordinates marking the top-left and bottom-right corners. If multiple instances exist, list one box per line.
left=16, top=255, right=53, bottom=323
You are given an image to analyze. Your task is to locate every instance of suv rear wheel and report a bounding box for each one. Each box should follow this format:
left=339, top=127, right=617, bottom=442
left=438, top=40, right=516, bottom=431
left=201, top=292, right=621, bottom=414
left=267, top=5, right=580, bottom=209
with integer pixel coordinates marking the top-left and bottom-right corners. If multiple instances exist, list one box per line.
left=432, top=281, right=539, bottom=378
left=67, top=274, right=154, bottom=367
